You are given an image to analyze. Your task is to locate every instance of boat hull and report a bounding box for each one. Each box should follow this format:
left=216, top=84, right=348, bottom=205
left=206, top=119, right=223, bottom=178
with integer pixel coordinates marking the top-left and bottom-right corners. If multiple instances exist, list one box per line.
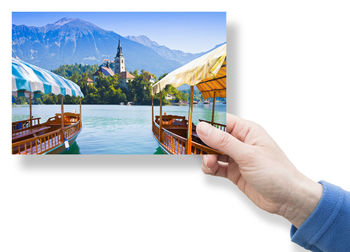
left=44, top=132, right=80, bottom=154
left=152, top=134, right=171, bottom=154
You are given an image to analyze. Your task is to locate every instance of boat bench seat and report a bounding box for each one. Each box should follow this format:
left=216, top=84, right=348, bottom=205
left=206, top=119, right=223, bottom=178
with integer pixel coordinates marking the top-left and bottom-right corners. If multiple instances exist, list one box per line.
left=12, top=126, right=51, bottom=141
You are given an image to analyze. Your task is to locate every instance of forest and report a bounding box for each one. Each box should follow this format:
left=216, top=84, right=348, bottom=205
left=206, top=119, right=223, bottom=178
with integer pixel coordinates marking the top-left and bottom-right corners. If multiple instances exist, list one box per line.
left=13, top=64, right=191, bottom=105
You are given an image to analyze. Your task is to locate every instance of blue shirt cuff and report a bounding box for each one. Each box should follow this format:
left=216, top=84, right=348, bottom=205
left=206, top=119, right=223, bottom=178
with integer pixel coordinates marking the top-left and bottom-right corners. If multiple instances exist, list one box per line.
left=290, top=181, right=345, bottom=251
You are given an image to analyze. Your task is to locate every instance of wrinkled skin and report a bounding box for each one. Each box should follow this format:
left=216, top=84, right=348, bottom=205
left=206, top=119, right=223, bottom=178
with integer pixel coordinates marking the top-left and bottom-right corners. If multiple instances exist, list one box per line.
left=196, top=113, right=322, bottom=228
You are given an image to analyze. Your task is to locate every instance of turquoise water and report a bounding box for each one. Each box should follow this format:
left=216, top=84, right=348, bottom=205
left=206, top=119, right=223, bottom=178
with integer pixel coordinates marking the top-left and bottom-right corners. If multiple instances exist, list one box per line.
left=12, top=104, right=226, bottom=154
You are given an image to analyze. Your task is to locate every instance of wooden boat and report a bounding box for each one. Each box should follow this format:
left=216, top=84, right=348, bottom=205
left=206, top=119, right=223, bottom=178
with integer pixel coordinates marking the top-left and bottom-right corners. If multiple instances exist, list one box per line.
left=12, top=110, right=82, bottom=155
left=12, top=58, right=84, bottom=155
left=151, top=44, right=226, bottom=155
left=152, top=115, right=226, bottom=155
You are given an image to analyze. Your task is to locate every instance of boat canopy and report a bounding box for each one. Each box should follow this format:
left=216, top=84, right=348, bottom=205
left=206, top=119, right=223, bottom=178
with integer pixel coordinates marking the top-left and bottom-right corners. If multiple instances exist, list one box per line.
left=152, top=43, right=226, bottom=100
left=12, top=58, right=84, bottom=97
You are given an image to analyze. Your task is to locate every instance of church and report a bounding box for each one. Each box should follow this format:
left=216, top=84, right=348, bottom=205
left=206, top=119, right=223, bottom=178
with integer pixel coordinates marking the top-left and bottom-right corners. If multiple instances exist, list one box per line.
left=93, top=39, right=135, bottom=87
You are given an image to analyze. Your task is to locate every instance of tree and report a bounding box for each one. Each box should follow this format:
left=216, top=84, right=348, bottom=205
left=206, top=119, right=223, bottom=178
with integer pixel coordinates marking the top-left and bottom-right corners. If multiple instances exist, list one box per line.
left=37, top=64, right=189, bottom=105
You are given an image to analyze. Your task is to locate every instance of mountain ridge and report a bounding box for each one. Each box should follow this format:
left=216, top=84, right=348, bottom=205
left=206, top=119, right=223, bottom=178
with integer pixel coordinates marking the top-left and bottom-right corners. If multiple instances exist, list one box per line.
left=12, top=18, right=224, bottom=77
left=126, top=35, right=205, bottom=65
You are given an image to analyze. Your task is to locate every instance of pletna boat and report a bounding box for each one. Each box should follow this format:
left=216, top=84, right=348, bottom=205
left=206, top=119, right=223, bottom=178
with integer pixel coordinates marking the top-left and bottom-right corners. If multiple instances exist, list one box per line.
left=12, top=58, right=84, bottom=155
left=151, top=44, right=226, bottom=155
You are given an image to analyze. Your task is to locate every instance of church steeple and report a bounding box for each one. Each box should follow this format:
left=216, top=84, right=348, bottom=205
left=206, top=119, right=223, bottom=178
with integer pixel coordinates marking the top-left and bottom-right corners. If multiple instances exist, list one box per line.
left=117, top=39, right=123, bottom=57
left=115, top=38, right=126, bottom=74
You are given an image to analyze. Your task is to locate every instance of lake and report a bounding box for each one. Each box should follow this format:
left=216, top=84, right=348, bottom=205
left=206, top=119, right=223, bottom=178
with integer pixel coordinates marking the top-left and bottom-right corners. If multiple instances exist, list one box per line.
left=12, top=104, right=226, bottom=154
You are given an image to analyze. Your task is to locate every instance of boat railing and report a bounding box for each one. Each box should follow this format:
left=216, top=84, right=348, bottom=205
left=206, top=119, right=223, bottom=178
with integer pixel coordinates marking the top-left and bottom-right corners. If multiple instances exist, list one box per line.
left=153, top=120, right=187, bottom=154
left=12, top=127, right=62, bottom=154
left=189, top=141, right=220, bottom=154
left=152, top=119, right=160, bottom=140
left=63, top=120, right=81, bottom=140
left=153, top=120, right=220, bottom=155
left=199, top=119, right=227, bottom=131
left=12, top=117, right=41, bottom=132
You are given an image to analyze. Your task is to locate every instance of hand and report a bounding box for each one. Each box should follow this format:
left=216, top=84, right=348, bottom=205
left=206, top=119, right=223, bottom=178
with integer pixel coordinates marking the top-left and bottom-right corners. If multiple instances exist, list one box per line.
left=196, top=113, right=322, bottom=228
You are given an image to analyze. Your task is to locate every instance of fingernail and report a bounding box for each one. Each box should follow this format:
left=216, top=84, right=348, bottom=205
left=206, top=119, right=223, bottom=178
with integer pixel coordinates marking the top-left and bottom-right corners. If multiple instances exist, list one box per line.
left=196, top=122, right=211, bottom=138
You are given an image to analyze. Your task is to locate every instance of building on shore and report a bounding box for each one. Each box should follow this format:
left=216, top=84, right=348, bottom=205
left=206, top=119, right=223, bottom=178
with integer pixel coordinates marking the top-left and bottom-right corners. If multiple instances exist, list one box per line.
left=143, top=72, right=156, bottom=84
left=93, top=39, right=135, bottom=88
left=87, top=77, right=94, bottom=86
left=93, top=61, right=115, bottom=81
left=165, top=93, right=176, bottom=101
left=119, top=71, right=135, bottom=87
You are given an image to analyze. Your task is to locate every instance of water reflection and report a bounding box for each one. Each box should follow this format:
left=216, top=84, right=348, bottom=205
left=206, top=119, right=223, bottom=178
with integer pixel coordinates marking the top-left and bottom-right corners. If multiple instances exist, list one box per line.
left=153, top=146, right=165, bottom=155
left=60, top=142, right=81, bottom=154
left=12, top=104, right=226, bottom=154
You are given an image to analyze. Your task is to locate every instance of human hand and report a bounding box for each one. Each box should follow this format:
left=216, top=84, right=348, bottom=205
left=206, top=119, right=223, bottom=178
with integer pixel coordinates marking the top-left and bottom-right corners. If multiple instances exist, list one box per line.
left=196, top=113, right=322, bottom=228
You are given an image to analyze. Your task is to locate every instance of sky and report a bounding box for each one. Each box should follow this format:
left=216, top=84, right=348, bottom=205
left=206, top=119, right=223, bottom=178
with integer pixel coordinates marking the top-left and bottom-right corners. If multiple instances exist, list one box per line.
left=12, top=12, right=226, bottom=53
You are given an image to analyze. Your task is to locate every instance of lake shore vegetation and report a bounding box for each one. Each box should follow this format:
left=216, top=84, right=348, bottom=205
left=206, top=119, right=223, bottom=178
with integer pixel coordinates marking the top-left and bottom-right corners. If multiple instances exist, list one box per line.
left=13, top=64, right=192, bottom=105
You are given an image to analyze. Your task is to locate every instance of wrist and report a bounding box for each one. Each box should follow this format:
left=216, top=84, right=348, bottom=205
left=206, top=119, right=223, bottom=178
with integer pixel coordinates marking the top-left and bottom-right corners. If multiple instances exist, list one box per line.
left=279, top=175, right=323, bottom=228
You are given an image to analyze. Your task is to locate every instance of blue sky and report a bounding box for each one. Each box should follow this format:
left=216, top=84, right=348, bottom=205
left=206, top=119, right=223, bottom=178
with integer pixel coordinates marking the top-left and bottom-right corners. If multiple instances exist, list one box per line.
left=12, top=12, right=226, bottom=53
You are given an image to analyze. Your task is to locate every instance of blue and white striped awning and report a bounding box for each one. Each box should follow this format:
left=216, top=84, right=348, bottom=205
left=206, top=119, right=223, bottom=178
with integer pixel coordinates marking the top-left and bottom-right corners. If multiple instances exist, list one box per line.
left=12, top=58, right=84, bottom=97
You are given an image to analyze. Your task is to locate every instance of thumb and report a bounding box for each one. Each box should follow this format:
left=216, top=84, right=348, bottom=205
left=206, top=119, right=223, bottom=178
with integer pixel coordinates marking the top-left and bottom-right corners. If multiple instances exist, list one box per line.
left=196, top=122, right=249, bottom=160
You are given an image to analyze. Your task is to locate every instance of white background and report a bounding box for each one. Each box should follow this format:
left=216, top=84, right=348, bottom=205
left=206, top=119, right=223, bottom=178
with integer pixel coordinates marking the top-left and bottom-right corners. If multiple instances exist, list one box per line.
left=1, top=1, right=350, bottom=251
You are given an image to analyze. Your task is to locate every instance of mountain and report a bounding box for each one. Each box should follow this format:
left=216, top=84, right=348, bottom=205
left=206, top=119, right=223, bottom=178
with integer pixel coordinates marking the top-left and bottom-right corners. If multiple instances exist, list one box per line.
left=12, top=18, right=225, bottom=77
left=125, top=36, right=225, bottom=91
left=12, top=18, right=181, bottom=76
left=126, top=35, right=204, bottom=65
left=126, top=35, right=226, bottom=66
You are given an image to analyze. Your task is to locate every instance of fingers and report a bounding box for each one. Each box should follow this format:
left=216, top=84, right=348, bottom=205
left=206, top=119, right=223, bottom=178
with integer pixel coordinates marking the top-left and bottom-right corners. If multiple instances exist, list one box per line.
left=202, top=155, right=241, bottom=182
left=217, top=155, right=230, bottom=163
left=226, top=113, right=255, bottom=143
left=202, top=155, right=217, bottom=174
left=204, top=155, right=219, bottom=171
left=196, top=122, right=250, bottom=160
left=226, top=113, right=242, bottom=134
left=202, top=155, right=228, bottom=178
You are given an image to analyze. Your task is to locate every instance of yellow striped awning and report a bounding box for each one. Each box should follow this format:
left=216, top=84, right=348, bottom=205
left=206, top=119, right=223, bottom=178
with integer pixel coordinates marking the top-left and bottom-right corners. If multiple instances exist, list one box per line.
left=152, top=43, right=226, bottom=100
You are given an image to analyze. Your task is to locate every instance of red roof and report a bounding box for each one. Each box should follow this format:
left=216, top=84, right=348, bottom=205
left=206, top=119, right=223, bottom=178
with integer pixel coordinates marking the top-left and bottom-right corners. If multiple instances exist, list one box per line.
left=93, top=66, right=115, bottom=77
left=119, top=71, right=135, bottom=80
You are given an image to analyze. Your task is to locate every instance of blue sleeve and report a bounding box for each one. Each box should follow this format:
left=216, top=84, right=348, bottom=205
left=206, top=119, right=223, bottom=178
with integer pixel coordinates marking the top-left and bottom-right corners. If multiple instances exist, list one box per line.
left=290, top=181, right=350, bottom=252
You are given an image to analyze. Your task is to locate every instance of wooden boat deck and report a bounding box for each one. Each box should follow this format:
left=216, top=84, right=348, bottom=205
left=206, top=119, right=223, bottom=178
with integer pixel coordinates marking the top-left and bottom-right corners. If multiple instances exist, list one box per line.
left=12, top=125, right=51, bottom=141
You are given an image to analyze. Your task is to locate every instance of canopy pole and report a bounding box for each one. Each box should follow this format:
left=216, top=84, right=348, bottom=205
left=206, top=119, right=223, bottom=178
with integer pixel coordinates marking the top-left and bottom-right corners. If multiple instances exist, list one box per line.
left=152, top=95, right=154, bottom=123
left=186, top=86, right=194, bottom=154
left=29, top=92, right=32, bottom=128
left=211, top=91, right=216, bottom=125
left=79, top=98, right=82, bottom=127
left=61, top=95, right=65, bottom=141
left=159, top=90, right=163, bottom=142
left=79, top=98, right=82, bottom=116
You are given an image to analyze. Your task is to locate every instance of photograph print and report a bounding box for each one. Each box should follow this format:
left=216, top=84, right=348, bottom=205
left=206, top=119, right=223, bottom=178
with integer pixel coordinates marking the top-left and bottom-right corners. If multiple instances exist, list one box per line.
left=12, top=12, right=227, bottom=155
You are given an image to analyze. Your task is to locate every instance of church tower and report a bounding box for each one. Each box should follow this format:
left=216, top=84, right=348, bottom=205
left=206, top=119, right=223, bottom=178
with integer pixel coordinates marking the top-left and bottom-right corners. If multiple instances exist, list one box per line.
left=115, top=39, right=126, bottom=74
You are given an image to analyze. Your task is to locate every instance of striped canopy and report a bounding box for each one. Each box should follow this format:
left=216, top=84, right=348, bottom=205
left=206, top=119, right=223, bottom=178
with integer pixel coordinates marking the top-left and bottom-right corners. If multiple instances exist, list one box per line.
left=12, top=58, right=84, bottom=97
left=152, top=43, right=226, bottom=100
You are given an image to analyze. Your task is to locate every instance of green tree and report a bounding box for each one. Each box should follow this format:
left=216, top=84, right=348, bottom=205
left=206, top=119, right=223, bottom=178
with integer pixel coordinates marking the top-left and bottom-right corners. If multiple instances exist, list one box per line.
left=42, top=63, right=189, bottom=105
